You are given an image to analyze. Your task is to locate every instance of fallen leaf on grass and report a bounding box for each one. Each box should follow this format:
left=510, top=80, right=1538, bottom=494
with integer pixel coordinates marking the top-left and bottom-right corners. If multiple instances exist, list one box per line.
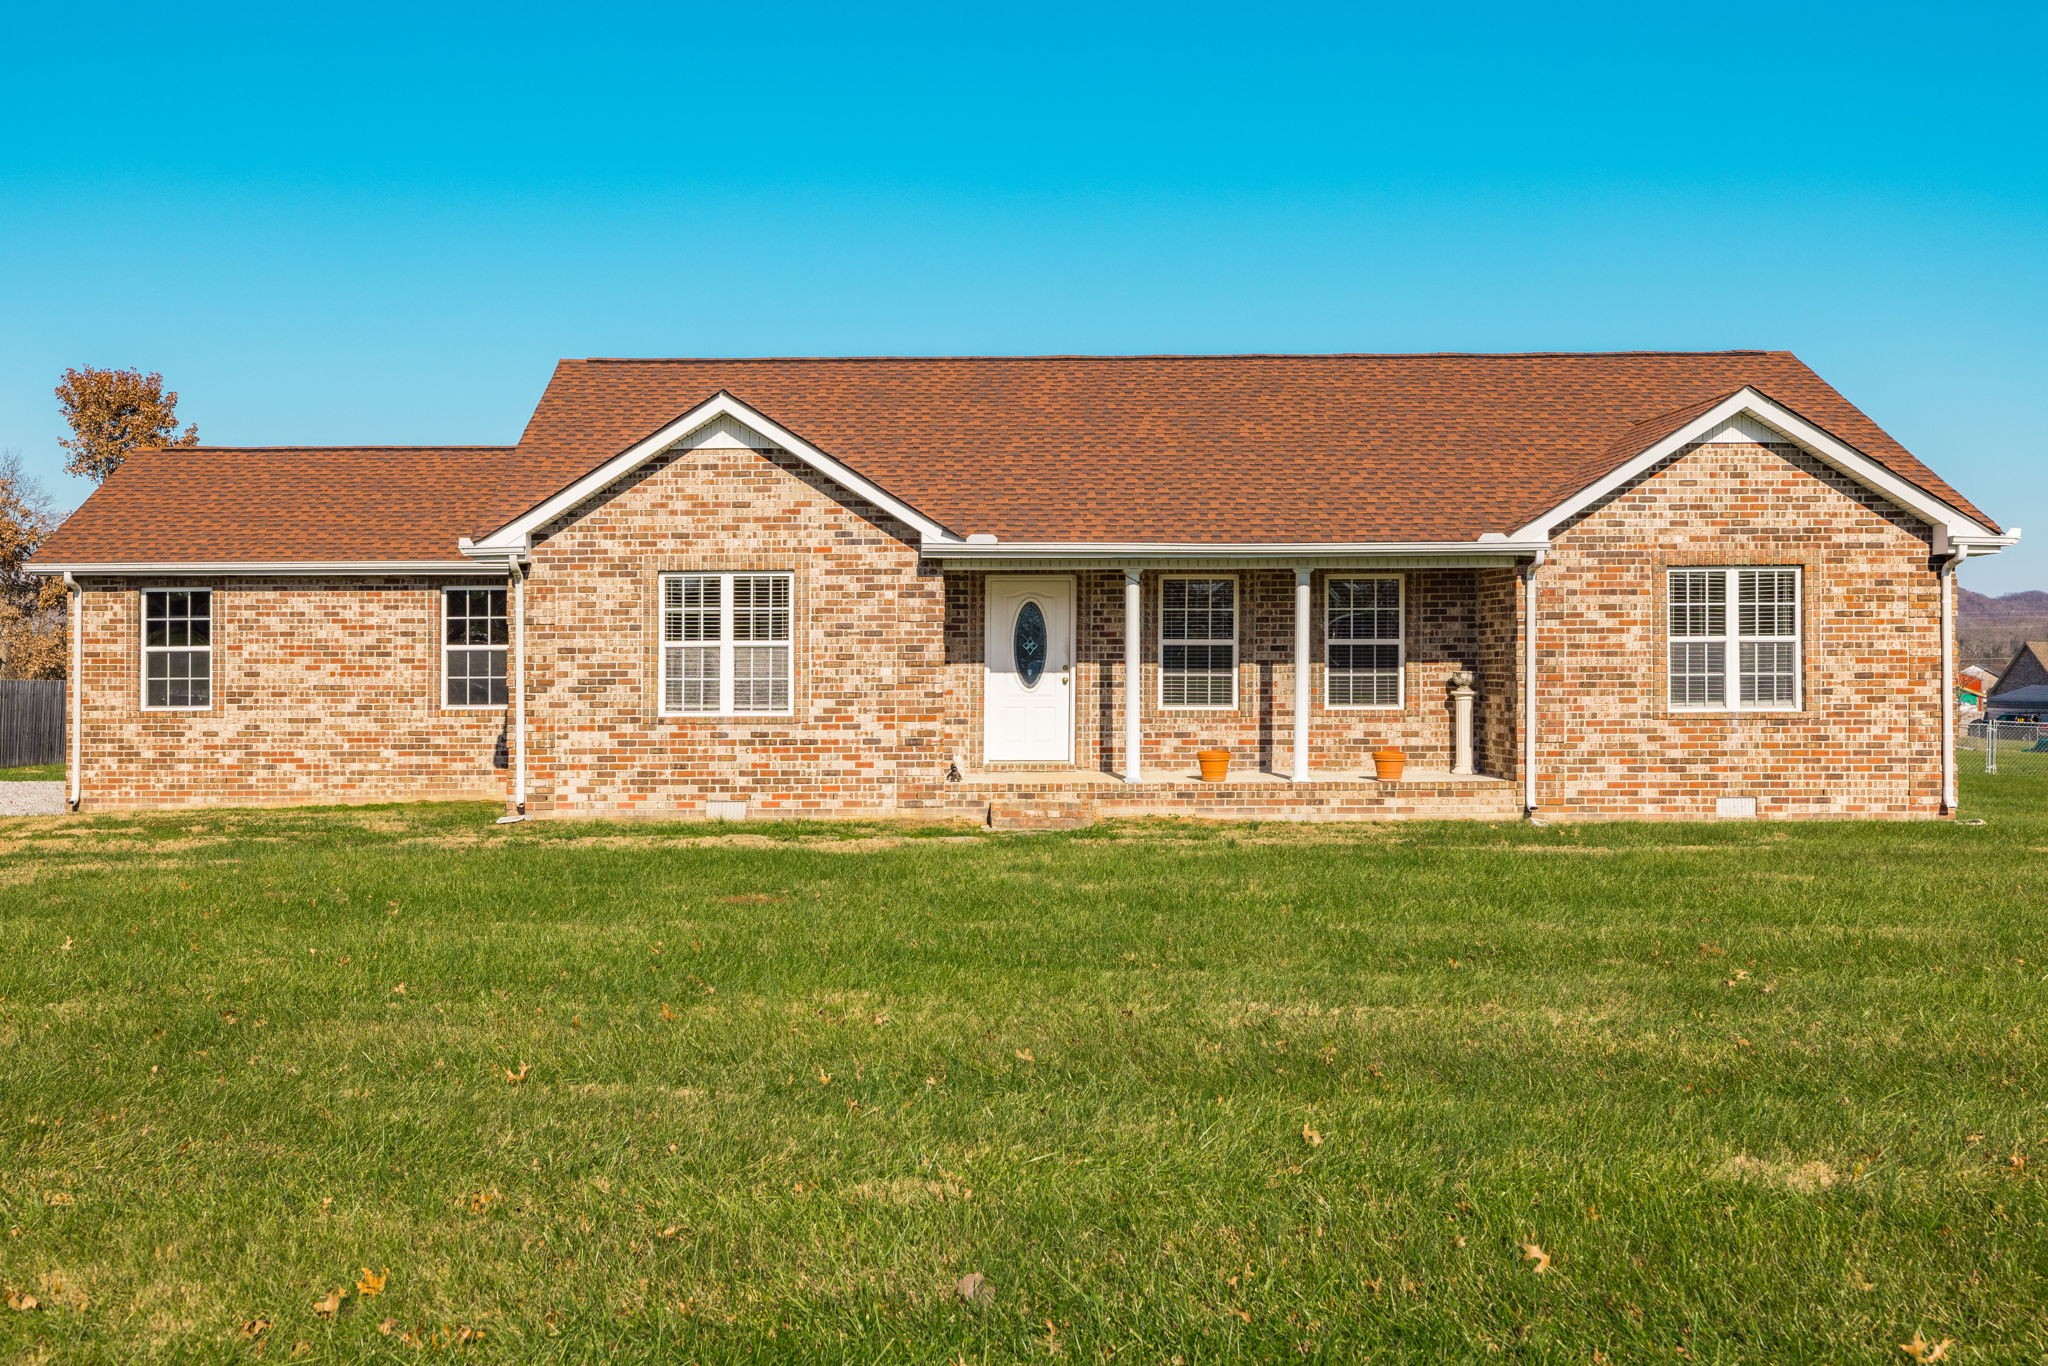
left=505, top=1062, right=530, bottom=1085
left=42, top=1191, right=73, bottom=1207
left=240, top=1317, right=271, bottom=1338
left=313, top=1288, right=348, bottom=1318
left=5, top=1290, right=39, bottom=1312
left=955, top=1271, right=986, bottom=1302
left=377, top=1317, right=399, bottom=1336
left=1014, top=1048, right=1035, bottom=1063
left=59, top=936, right=73, bottom=952
left=659, top=1003, right=677, bottom=1022
left=356, top=1267, right=388, bottom=1297
left=1519, top=1242, right=1551, bottom=1274
left=1900, top=1333, right=1954, bottom=1362
left=391, top=983, right=407, bottom=996
left=1301, top=1124, right=1324, bottom=1147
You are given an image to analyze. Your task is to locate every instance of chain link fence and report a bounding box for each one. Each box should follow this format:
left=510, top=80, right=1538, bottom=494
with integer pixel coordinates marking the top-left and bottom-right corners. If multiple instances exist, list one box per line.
left=1961, top=718, right=2048, bottom=775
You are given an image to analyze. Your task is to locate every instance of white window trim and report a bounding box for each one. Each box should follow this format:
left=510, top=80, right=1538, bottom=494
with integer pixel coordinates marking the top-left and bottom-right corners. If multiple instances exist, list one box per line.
left=657, top=571, right=796, bottom=718
left=1324, top=573, right=1405, bottom=711
left=440, top=585, right=510, bottom=712
left=1157, top=572, right=1239, bottom=711
left=139, top=585, right=214, bottom=712
left=1666, top=566, right=1803, bottom=713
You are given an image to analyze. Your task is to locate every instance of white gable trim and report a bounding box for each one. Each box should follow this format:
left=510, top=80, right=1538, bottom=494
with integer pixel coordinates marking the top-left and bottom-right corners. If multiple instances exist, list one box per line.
left=468, top=391, right=958, bottom=555
left=1509, top=388, right=2006, bottom=552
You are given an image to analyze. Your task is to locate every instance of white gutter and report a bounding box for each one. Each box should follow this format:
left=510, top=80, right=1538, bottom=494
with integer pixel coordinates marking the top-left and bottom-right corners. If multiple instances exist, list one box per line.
left=1940, top=552, right=1959, bottom=814
left=63, top=572, right=81, bottom=811
left=30, top=560, right=484, bottom=576
left=920, top=537, right=1552, bottom=560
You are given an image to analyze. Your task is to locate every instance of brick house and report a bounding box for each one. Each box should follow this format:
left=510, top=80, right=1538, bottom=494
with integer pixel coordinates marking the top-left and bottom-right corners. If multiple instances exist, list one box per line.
left=30, top=353, right=2018, bottom=823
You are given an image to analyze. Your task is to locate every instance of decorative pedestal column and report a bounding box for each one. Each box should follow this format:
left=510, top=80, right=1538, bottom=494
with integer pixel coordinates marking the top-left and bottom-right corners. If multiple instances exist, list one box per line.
left=1449, top=670, right=1476, bottom=776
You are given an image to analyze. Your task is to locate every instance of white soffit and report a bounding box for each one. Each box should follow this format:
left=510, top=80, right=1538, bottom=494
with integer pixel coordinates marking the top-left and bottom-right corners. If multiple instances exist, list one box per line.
left=468, top=390, right=957, bottom=553
left=1511, top=387, right=2000, bottom=544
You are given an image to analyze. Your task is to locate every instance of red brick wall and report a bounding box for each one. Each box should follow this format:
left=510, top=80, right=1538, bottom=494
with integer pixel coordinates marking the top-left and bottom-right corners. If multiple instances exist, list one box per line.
left=73, top=577, right=505, bottom=808
left=520, top=443, right=950, bottom=816
left=1535, top=440, right=1945, bottom=819
left=66, top=436, right=1953, bottom=823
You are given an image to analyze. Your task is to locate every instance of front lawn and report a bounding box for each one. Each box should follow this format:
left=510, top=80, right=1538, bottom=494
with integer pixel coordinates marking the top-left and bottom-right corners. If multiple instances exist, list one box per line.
left=2, top=779, right=2044, bottom=1361
left=0, top=764, right=63, bottom=782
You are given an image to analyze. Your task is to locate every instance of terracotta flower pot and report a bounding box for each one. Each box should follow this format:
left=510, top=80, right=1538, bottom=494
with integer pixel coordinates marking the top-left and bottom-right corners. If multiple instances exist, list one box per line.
left=1196, top=748, right=1232, bottom=783
left=1372, top=746, right=1406, bottom=782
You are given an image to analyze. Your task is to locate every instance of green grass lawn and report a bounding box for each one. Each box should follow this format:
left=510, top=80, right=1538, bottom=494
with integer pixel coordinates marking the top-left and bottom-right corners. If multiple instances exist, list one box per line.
left=2, top=780, right=2044, bottom=1362
left=0, top=764, right=63, bottom=782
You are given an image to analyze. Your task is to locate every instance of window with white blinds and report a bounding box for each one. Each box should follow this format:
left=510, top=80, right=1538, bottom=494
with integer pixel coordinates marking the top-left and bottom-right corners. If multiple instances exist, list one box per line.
left=1667, top=567, right=1801, bottom=711
left=1159, top=576, right=1237, bottom=708
left=1326, top=576, right=1403, bottom=708
left=659, top=572, right=793, bottom=715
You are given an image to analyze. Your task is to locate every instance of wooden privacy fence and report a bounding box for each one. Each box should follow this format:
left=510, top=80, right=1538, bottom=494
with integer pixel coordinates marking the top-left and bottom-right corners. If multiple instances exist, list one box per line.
left=0, top=681, right=64, bottom=768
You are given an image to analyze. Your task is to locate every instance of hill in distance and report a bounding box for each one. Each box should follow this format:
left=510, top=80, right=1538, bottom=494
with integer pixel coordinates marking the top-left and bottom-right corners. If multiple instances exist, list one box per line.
left=1960, top=589, right=2048, bottom=674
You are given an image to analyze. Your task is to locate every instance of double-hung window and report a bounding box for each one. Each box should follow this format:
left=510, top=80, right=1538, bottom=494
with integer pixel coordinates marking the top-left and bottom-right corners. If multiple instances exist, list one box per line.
left=443, top=588, right=509, bottom=707
left=142, top=589, right=212, bottom=709
left=1667, top=567, right=1801, bottom=710
left=1159, top=576, right=1237, bottom=708
left=1326, top=576, right=1403, bottom=707
left=660, top=572, right=793, bottom=715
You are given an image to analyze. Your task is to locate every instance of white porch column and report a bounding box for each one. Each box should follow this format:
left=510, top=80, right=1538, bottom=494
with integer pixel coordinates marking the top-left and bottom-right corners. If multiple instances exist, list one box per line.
left=1292, top=567, right=1311, bottom=782
left=1449, top=670, right=1476, bottom=776
left=1124, top=568, right=1143, bottom=783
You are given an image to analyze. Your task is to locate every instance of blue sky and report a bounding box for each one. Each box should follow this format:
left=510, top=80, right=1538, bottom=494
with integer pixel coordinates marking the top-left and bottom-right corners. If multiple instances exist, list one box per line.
left=3, top=1, right=2043, bottom=590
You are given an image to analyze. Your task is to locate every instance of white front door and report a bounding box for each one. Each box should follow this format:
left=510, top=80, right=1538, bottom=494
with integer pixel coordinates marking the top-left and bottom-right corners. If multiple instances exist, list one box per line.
left=984, top=576, right=1075, bottom=763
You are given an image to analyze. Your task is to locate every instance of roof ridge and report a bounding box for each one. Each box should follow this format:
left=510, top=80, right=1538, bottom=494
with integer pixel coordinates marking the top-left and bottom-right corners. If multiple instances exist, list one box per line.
left=572, top=350, right=1792, bottom=365
left=128, top=444, right=512, bottom=453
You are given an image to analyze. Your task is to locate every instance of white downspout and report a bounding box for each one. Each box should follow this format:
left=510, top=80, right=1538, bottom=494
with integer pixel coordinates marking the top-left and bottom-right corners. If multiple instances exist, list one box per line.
left=1124, top=568, right=1142, bottom=782
left=1940, top=552, right=1959, bottom=814
left=63, top=572, right=81, bottom=810
left=1521, top=556, right=1542, bottom=817
left=1292, top=567, right=1311, bottom=782
left=512, top=558, right=527, bottom=815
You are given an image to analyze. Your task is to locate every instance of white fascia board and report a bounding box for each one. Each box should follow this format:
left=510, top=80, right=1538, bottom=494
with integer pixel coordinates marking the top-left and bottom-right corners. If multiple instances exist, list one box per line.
left=30, top=560, right=490, bottom=576
left=469, top=391, right=959, bottom=553
left=1509, top=388, right=2000, bottom=544
left=918, top=538, right=1552, bottom=560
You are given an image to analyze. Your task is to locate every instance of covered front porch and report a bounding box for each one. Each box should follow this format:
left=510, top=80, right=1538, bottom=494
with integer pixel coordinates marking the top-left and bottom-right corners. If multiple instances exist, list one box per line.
left=926, top=549, right=1534, bottom=818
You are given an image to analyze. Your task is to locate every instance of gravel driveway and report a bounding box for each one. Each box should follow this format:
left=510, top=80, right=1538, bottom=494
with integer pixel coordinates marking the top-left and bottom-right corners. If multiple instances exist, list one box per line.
left=0, top=782, right=67, bottom=816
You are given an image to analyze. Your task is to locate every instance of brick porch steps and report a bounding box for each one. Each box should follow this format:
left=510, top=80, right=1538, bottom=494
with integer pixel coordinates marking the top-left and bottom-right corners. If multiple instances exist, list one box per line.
left=931, top=768, right=1522, bottom=827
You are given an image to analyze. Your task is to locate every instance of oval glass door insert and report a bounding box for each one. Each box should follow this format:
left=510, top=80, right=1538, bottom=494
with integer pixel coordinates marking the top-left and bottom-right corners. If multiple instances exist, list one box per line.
left=1014, top=600, right=1048, bottom=687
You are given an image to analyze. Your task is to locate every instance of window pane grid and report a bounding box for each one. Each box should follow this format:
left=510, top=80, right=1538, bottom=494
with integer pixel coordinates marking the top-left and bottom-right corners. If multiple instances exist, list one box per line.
left=142, top=589, right=212, bottom=709
left=442, top=588, right=508, bottom=707
left=1160, top=577, right=1236, bottom=709
left=661, top=573, right=793, bottom=715
left=1667, top=568, right=1798, bottom=711
left=1326, top=577, right=1402, bottom=708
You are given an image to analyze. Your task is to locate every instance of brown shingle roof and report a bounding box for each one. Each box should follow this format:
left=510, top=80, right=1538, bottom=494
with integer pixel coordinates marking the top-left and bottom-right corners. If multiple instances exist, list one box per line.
left=33, top=352, right=1997, bottom=565
left=35, top=446, right=512, bottom=564
left=495, top=351, right=1993, bottom=541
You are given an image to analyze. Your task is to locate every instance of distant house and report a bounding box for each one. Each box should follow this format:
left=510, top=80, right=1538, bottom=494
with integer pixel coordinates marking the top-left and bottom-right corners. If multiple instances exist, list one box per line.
left=30, top=350, right=2022, bottom=822
left=1986, top=643, right=2048, bottom=717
